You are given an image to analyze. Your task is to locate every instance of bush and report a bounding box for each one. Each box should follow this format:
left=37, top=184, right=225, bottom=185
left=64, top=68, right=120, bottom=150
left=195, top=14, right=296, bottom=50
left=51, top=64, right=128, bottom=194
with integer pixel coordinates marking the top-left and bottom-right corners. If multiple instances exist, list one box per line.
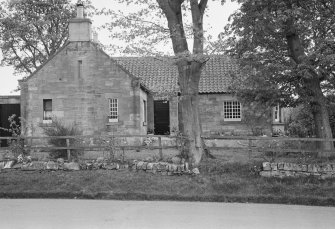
left=0, top=114, right=27, bottom=157
left=42, top=119, right=82, bottom=159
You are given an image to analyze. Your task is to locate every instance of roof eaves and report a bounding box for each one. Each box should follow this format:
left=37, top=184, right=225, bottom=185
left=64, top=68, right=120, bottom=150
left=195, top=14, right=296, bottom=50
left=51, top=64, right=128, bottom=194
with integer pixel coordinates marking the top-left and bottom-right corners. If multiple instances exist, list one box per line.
left=140, top=83, right=152, bottom=94
left=110, top=57, right=142, bottom=82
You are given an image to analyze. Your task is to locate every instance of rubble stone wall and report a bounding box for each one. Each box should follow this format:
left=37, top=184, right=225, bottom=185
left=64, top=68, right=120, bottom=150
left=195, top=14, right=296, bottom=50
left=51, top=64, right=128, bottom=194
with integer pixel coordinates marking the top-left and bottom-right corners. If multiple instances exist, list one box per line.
left=260, top=162, right=335, bottom=179
left=0, top=158, right=199, bottom=175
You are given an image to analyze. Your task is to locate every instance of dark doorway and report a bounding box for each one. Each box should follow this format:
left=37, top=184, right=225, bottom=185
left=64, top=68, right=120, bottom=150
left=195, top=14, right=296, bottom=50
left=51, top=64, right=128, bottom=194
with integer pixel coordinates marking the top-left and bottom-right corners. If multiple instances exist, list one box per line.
left=0, top=104, right=20, bottom=147
left=154, top=100, right=170, bottom=135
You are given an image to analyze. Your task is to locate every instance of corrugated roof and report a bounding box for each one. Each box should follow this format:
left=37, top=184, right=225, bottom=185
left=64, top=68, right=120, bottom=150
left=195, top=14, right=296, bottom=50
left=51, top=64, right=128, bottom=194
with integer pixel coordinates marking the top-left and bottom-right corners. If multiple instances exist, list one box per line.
left=114, top=55, right=239, bottom=94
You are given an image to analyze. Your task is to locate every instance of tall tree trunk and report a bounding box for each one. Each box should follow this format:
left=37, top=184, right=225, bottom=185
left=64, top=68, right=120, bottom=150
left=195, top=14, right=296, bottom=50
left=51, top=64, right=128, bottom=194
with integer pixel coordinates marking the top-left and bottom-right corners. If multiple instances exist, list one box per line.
left=157, top=0, right=209, bottom=166
left=306, top=78, right=334, bottom=155
left=285, top=16, right=334, bottom=154
left=177, top=60, right=203, bottom=165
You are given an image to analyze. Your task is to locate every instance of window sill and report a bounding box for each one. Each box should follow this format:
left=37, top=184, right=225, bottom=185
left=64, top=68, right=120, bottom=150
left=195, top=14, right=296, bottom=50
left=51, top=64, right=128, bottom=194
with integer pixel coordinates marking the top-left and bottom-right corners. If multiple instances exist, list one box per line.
left=108, top=119, right=118, bottom=123
left=223, top=119, right=241, bottom=122
left=272, top=122, right=284, bottom=125
left=39, top=120, right=54, bottom=127
left=42, top=120, right=52, bottom=124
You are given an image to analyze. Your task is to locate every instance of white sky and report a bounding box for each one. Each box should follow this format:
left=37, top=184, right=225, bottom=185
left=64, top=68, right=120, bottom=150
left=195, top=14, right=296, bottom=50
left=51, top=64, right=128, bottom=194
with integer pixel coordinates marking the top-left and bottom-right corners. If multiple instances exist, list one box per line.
left=0, top=0, right=239, bottom=95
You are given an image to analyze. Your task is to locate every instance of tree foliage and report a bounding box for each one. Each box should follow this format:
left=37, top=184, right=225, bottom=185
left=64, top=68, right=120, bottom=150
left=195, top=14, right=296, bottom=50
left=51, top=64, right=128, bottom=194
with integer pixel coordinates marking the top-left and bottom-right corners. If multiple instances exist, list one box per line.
left=100, top=0, right=229, bottom=56
left=224, top=0, right=335, bottom=147
left=224, top=0, right=335, bottom=103
left=100, top=0, right=171, bottom=56
left=0, top=0, right=94, bottom=75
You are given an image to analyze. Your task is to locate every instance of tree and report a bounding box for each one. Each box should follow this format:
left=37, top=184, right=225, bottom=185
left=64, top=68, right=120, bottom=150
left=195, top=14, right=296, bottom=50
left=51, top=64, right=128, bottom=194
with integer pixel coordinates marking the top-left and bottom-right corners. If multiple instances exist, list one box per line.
left=224, top=0, right=335, bottom=154
left=103, top=0, right=217, bottom=165
left=0, top=0, right=94, bottom=75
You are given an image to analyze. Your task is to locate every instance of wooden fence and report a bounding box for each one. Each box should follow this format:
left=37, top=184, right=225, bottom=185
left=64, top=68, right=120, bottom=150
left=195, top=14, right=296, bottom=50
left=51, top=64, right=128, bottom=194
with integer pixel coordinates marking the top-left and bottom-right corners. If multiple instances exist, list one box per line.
left=1, top=135, right=335, bottom=161
left=0, top=135, right=181, bottom=161
left=202, top=135, right=335, bottom=159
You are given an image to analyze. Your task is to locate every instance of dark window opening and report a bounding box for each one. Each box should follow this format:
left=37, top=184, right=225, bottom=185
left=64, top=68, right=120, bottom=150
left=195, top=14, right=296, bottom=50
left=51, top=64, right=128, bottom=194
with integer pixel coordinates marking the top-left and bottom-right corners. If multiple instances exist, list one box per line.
left=43, top=99, right=52, bottom=120
left=154, top=100, right=170, bottom=135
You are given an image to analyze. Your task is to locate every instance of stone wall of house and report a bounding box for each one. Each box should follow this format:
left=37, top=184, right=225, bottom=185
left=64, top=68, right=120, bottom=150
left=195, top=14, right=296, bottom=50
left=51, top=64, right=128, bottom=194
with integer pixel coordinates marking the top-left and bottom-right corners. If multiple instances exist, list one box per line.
left=20, top=42, right=146, bottom=137
left=167, top=94, right=272, bottom=136
left=260, top=162, right=335, bottom=179
left=199, top=94, right=272, bottom=136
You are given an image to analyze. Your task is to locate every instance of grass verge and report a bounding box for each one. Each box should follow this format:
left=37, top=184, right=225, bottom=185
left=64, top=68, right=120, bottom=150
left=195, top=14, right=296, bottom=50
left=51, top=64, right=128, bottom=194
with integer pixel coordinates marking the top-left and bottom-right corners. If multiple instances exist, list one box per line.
left=0, top=158, right=335, bottom=206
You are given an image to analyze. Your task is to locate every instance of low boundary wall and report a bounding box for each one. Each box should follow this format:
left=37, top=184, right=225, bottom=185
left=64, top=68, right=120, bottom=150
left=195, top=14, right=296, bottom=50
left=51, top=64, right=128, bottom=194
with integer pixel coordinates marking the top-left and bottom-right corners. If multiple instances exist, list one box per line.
left=260, top=162, right=335, bottom=179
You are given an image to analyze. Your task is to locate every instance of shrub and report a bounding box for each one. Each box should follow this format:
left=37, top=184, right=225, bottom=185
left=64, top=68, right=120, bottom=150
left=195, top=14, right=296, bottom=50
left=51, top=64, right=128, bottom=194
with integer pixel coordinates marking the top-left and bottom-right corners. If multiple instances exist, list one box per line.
left=0, top=114, right=27, bottom=157
left=42, top=119, right=82, bottom=159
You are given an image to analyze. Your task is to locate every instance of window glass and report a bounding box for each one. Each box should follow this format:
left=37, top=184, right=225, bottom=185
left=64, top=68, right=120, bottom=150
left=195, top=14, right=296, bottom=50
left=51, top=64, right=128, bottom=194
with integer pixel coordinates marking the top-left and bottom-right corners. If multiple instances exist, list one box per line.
left=274, top=104, right=279, bottom=122
left=43, top=99, right=52, bottom=120
left=223, top=101, right=241, bottom=121
left=109, top=98, right=118, bottom=121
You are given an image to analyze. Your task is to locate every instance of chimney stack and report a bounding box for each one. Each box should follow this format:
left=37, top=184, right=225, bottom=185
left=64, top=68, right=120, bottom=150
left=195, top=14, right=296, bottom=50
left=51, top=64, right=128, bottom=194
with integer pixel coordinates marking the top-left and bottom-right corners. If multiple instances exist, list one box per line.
left=76, top=1, right=84, bottom=18
left=69, top=1, right=92, bottom=42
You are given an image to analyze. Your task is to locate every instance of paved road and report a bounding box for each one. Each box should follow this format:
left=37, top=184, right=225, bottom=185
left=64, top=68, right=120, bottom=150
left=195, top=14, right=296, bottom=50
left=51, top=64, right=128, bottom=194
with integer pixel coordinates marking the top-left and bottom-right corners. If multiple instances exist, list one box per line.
left=1, top=199, right=335, bottom=229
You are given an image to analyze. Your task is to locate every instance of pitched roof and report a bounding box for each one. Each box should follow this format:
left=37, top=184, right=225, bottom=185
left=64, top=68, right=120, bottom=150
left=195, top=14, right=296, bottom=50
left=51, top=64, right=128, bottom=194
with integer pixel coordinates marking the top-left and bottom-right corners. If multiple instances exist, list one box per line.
left=113, top=55, right=239, bottom=94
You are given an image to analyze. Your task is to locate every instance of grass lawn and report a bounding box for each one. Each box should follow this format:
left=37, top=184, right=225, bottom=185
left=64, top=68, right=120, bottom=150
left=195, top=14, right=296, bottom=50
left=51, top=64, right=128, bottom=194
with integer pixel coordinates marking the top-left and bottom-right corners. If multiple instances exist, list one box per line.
left=1, top=154, right=335, bottom=206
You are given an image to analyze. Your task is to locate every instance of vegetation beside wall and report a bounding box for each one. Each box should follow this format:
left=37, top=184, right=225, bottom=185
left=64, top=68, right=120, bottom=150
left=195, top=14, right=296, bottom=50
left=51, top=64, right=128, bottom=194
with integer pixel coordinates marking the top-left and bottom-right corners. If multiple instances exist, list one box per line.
left=42, top=119, right=82, bottom=159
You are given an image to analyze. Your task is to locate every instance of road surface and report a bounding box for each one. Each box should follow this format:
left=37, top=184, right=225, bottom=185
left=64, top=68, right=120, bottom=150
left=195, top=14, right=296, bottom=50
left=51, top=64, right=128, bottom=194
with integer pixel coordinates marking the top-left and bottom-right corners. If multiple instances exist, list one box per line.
left=1, top=199, right=335, bottom=229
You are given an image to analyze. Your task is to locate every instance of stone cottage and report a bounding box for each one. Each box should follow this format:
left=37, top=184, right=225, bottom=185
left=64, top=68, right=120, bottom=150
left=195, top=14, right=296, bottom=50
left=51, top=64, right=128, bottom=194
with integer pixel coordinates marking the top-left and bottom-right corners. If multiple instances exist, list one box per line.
left=19, top=4, right=150, bottom=137
left=19, top=3, right=281, bottom=138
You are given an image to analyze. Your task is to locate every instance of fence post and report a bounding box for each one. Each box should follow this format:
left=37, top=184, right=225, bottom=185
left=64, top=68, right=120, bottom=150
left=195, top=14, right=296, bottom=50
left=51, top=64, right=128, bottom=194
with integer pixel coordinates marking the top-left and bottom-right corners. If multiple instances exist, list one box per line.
left=248, top=139, right=252, bottom=160
left=66, top=138, right=71, bottom=161
left=298, top=139, right=302, bottom=155
left=158, top=136, right=163, bottom=160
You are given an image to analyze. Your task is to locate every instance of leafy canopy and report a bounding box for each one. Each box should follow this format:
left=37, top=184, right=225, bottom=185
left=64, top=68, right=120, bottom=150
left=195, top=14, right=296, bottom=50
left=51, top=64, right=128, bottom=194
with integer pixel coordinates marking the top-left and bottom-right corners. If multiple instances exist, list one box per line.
left=0, top=0, right=95, bottom=75
left=223, top=0, right=335, bottom=106
left=99, top=0, right=235, bottom=56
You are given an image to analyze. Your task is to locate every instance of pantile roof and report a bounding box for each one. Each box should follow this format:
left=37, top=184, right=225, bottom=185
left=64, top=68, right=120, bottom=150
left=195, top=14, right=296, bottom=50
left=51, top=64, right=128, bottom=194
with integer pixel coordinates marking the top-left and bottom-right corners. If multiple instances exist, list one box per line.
left=114, top=55, right=239, bottom=94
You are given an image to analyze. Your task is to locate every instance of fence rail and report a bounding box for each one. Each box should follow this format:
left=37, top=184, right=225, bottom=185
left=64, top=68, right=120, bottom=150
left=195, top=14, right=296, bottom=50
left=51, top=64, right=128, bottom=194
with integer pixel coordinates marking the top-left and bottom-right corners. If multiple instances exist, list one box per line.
left=0, top=135, right=181, bottom=161
left=1, top=135, right=335, bottom=161
left=202, top=135, right=335, bottom=159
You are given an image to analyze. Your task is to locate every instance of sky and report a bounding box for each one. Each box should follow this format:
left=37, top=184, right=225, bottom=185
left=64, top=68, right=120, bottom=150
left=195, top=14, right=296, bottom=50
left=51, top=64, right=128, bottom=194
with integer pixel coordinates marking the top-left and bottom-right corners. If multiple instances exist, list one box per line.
left=0, top=0, right=240, bottom=95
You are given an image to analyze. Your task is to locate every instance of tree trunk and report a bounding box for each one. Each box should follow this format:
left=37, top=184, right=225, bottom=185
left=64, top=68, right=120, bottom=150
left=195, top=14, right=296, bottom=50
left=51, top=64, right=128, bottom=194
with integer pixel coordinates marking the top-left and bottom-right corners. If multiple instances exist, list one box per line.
left=285, top=17, right=334, bottom=155
left=306, top=78, right=334, bottom=155
left=156, top=0, right=209, bottom=166
left=177, top=60, right=203, bottom=165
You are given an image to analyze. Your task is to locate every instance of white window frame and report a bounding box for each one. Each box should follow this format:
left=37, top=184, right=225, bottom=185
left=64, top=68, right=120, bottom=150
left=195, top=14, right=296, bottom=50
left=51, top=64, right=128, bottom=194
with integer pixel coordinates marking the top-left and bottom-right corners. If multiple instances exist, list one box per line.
left=274, top=104, right=280, bottom=122
left=143, top=100, right=147, bottom=126
left=223, top=101, right=242, bottom=121
left=109, top=98, right=118, bottom=122
left=43, top=99, right=53, bottom=124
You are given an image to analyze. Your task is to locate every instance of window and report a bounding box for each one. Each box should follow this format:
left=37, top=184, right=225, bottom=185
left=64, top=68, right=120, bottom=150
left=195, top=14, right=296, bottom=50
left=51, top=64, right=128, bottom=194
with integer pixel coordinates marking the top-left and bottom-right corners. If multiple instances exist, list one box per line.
left=109, top=98, right=118, bottom=122
left=143, top=100, right=147, bottom=126
left=43, top=99, right=52, bottom=123
left=274, top=104, right=280, bottom=122
left=223, top=101, right=241, bottom=121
